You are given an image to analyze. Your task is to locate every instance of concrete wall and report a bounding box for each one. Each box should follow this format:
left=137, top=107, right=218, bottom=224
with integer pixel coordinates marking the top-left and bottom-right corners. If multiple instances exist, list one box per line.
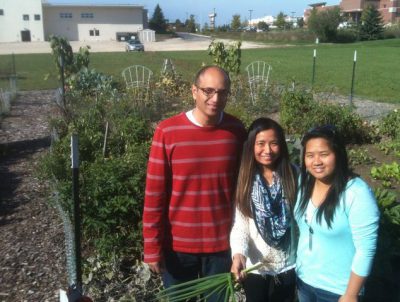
left=43, top=5, right=144, bottom=41
left=0, top=0, right=44, bottom=42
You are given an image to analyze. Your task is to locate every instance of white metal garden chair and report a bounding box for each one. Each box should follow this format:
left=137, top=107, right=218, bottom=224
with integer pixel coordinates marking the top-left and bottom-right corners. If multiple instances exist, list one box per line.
left=161, top=58, right=176, bottom=75
left=121, top=65, right=153, bottom=99
left=245, top=61, right=272, bottom=104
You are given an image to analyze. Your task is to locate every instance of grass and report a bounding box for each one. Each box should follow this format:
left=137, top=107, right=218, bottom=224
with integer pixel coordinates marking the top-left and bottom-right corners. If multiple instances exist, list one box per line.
left=0, top=38, right=399, bottom=104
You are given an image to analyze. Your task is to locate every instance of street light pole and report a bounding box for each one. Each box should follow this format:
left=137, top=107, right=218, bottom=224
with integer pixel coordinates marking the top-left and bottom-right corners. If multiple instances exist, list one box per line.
left=248, top=9, right=253, bottom=29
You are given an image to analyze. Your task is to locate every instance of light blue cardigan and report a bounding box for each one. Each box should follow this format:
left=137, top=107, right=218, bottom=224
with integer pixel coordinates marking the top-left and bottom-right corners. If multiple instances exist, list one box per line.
left=295, top=177, right=380, bottom=295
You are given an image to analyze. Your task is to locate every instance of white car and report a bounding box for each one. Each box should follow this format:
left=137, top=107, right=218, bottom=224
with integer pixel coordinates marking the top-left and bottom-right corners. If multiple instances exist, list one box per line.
left=125, top=39, right=144, bottom=52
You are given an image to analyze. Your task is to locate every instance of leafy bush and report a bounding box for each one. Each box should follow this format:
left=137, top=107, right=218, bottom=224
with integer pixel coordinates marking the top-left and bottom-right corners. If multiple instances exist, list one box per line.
left=365, top=188, right=400, bottom=301
left=383, top=23, right=400, bottom=39
left=307, top=7, right=341, bottom=42
left=280, top=90, right=374, bottom=144
left=40, top=94, right=153, bottom=260
left=66, top=68, right=119, bottom=97
left=208, top=40, right=242, bottom=77
left=371, top=162, right=400, bottom=188
left=335, top=29, right=359, bottom=43
left=348, top=147, right=375, bottom=166
left=378, top=109, right=400, bottom=139
left=378, top=138, right=400, bottom=158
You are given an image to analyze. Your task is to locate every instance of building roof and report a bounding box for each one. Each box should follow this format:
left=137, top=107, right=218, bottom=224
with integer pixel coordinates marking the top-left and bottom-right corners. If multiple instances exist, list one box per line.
left=308, top=2, right=327, bottom=7
left=42, top=1, right=143, bottom=8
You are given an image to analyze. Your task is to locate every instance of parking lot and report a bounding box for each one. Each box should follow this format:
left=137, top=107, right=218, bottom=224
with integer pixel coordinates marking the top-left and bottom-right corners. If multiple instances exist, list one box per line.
left=0, top=36, right=271, bottom=55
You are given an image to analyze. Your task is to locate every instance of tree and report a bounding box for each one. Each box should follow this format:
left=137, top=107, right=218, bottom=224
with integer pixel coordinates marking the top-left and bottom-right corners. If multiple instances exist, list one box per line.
left=231, top=14, right=241, bottom=31
left=186, top=14, right=196, bottom=33
left=307, top=7, right=341, bottom=42
left=297, top=17, right=305, bottom=28
left=359, top=5, right=384, bottom=40
left=257, top=21, right=269, bottom=31
left=149, top=4, right=167, bottom=33
left=274, top=12, right=287, bottom=29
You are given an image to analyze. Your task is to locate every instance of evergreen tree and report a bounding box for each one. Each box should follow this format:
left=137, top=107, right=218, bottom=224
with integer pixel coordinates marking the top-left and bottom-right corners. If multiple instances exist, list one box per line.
left=359, top=5, right=384, bottom=40
left=186, top=15, right=196, bottom=33
left=231, top=14, right=241, bottom=31
left=149, top=4, right=167, bottom=33
left=297, top=17, right=305, bottom=28
left=274, top=12, right=287, bottom=29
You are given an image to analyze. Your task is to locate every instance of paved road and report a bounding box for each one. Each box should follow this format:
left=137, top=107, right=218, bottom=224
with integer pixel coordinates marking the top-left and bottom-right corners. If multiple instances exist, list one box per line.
left=0, top=34, right=271, bottom=55
left=175, top=32, right=211, bottom=41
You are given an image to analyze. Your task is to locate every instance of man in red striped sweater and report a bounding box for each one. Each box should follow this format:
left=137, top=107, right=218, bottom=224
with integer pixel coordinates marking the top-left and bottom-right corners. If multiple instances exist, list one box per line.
left=142, top=65, right=246, bottom=301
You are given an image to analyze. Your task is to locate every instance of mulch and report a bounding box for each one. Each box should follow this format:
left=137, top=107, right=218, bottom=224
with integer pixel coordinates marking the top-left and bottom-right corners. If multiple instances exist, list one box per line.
left=0, top=90, right=68, bottom=301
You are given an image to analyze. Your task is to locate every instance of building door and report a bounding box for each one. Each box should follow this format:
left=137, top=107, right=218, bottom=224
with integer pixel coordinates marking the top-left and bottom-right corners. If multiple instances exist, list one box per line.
left=21, top=30, right=31, bottom=42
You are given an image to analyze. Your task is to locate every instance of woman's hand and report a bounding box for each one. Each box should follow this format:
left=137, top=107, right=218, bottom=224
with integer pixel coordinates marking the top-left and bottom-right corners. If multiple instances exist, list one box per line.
left=231, top=253, right=247, bottom=282
left=338, top=294, right=358, bottom=302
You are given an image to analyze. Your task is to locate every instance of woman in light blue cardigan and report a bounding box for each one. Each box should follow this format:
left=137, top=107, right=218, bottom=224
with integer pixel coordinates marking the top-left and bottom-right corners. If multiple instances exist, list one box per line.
left=295, top=125, right=380, bottom=302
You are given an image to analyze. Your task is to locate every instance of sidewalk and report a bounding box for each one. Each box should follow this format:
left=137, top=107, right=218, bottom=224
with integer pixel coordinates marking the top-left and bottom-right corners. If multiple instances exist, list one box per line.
left=0, top=38, right=271, bottom=55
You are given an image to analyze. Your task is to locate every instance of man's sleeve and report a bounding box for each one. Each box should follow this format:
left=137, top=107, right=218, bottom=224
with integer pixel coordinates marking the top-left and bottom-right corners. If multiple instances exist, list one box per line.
left=142, top=126, right=170, bottom=263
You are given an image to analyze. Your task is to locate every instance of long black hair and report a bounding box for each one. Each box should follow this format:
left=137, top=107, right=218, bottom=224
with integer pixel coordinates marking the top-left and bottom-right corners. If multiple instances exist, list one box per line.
left=296, top=125, right=355, bottom=228
left=235, top=117, right=297, bottom=218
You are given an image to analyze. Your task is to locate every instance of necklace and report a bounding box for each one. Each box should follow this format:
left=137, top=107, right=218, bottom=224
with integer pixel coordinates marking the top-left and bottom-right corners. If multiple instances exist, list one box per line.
left=304, top=204, right=318, bottom=250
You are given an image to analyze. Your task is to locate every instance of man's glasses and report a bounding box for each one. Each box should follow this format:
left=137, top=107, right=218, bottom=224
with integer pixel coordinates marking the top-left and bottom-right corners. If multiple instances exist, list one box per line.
left=196, top=86, right=229, bottom=98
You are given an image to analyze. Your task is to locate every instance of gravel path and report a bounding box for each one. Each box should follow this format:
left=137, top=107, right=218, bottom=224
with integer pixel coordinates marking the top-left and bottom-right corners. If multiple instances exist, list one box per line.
left=0, top=90, right=67, bottom=302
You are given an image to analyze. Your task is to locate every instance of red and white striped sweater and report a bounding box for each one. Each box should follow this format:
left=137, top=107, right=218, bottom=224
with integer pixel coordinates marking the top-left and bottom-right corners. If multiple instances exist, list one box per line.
left=143, top=112, right=246, bottom=263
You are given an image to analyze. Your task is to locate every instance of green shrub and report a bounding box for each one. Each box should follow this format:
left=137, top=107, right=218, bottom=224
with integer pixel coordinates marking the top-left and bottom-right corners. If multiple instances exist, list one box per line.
left=378, top=109, right=400, bottom=139
left=280, top=90, right=374, bottom=144
left=40, top=93, right=153, bottom=260
left=365, top=188, right=400, bottom=301
left=383, top=23, right=400, bottom=39
left=371, top=162, right=400, bottom=188
left=66, top=68, right=119, bottom=97
left=335, top=29, right=359, bottom=43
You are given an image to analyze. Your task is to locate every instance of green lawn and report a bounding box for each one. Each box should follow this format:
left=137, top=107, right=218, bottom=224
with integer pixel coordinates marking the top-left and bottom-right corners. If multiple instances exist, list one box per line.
left=0, top=38, right=399, bottom=103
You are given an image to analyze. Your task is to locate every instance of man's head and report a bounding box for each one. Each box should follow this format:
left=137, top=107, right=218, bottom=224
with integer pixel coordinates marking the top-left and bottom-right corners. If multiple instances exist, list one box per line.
left=191, top=66, right=231, bottom=126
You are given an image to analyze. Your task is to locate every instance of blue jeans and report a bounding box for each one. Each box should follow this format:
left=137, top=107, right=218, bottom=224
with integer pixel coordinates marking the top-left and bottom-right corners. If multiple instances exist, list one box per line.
left=162, top=249, right=231, bottom=302
left=297, top=277, right=342, bottom=302
left=243, top=269, right=296, bottom=302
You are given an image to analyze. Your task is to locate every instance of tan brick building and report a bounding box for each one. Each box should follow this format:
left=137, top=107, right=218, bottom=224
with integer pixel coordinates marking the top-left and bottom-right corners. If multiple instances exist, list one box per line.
left=304, top=0, right=400, bottom=24
left=341, top=0, right=400, bottom=24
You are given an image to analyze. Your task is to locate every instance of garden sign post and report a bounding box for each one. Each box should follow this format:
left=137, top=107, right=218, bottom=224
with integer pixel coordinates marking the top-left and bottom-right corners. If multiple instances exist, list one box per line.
left=349, top=50, right=357, bottom=108
left=312, top=49, right=317, bottom=88
left=71, top=134, right=82, bottom=288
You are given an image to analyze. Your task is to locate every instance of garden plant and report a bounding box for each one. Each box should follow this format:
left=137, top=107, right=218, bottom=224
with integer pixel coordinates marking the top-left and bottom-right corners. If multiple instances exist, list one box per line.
left=37, top=38, right=399, bottom=301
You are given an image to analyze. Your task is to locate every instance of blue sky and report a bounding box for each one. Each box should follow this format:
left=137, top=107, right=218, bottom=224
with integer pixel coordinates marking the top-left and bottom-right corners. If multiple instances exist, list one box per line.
left=49, top=0, right=338, bottom=25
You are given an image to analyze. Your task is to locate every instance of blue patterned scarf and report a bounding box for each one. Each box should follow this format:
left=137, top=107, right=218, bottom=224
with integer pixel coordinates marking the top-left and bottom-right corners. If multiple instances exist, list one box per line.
left=251, top=172, right=291, bottom=249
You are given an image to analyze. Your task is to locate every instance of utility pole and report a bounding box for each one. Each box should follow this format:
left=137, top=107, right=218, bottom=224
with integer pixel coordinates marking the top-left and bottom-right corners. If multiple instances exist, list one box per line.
left=249, top=9, right=253, bottom=29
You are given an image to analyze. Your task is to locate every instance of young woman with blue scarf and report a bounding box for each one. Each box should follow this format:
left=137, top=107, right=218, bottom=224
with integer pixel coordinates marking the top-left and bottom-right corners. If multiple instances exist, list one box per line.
left=230, top=117, right=298, bottom=302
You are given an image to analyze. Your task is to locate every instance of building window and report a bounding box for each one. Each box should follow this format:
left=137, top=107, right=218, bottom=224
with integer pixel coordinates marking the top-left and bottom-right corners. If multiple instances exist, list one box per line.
left=23, top=14, right=29, bottom=21
left=0, top=9, right=4, bottom=16
left=89, top=29, right=100, bottom=36
left=34, top=14, right=41, bottom=21
left=60, top=12, right=72, bottom=19
left=81, top=12, right=94, bottom=18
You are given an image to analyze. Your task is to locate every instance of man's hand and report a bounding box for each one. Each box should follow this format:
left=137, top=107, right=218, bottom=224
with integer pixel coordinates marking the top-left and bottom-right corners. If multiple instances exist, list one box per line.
left=148, top=261, right=164, bottom=274
left=231, top=253, right=247, bottom=282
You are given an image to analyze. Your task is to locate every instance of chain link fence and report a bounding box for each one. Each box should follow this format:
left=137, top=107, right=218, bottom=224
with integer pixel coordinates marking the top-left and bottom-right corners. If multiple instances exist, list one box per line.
left=0, top=54, right=18, bottom=116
